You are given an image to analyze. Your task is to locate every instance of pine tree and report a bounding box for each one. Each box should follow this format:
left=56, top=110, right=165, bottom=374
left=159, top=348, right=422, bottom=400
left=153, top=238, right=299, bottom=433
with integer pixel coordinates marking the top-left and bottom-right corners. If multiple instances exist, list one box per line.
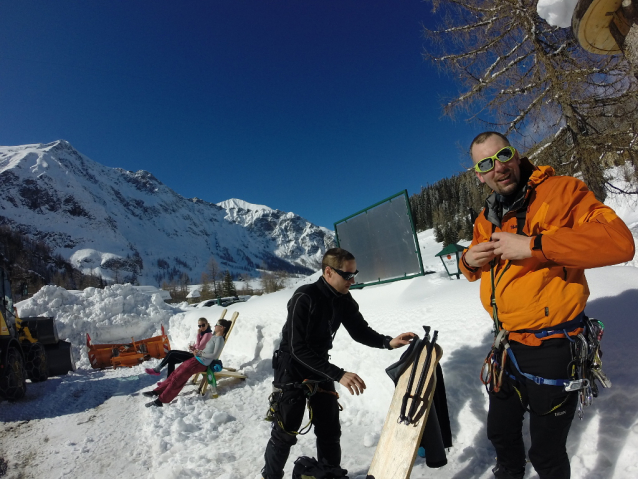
left=221, top=270, right=237, bottom=297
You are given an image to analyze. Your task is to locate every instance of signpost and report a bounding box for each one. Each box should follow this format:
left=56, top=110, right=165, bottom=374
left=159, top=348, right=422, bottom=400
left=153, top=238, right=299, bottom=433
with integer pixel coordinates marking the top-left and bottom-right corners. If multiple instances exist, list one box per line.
left=435, top=243, right=466, bottom=280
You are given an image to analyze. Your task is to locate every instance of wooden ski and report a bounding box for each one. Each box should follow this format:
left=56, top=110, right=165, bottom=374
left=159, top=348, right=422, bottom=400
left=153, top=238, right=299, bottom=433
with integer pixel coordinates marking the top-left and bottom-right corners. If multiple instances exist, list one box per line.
left=367, top=342, right=443, bottom=479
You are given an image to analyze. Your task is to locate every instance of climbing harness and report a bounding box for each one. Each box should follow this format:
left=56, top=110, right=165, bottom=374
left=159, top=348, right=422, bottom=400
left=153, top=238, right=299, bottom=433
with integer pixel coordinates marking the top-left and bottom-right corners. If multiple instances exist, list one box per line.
left=481, top=301, right=610, bottom=418
left=399, top=325, right=438, bottom=425
left=265, top=378, right=342, bottom=436
left=478, top=199, right=611, bottom=418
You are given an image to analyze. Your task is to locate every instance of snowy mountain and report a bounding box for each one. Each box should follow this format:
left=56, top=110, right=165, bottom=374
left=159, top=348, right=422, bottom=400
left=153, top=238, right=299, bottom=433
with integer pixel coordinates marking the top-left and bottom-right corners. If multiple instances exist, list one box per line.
left=0, top=140, right=334, bottom=284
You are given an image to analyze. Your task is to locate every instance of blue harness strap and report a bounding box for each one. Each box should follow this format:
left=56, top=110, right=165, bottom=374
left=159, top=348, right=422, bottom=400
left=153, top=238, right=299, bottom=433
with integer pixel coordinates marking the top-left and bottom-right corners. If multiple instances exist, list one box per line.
left=513, top=311, right=585, bottom=339
left=504, top=312, right=587, bottom=387
left=504, top=344, right=570, bottom=387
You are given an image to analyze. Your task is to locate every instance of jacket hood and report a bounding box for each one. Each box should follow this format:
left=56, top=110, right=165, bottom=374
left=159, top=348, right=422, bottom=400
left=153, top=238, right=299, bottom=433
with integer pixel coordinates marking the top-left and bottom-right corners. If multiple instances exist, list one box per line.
left=525, top=159, right=554, bottom=188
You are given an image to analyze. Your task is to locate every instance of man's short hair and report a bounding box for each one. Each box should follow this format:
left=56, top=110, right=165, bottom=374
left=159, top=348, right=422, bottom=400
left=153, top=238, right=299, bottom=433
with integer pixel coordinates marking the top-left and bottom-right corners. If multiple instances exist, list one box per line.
left=469, top=131, right=510, bottom=154
left=322, top=248, right=355, bottom=274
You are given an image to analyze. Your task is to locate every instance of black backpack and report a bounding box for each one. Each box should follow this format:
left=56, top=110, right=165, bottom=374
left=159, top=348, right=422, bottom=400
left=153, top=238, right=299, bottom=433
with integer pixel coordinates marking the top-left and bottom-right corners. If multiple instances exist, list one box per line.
left=292, top=456, right=348, bottom=479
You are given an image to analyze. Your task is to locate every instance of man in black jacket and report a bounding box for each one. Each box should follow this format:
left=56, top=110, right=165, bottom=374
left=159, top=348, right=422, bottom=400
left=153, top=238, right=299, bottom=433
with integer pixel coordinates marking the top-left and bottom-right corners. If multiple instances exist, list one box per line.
left=262, top=248, right=415, bottom=479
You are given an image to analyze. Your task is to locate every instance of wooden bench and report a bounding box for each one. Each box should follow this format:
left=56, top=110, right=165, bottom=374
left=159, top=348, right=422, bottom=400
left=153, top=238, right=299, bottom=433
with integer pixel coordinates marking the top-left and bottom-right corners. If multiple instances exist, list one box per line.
left=191, top=309, right=246, bottom=397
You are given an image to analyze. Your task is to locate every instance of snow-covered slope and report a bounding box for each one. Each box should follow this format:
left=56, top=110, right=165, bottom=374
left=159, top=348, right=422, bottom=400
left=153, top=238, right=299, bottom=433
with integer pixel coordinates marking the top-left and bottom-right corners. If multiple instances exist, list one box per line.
left=3, top=228, right=637, bottom=479
left=0, top=141, right=334, bottom=284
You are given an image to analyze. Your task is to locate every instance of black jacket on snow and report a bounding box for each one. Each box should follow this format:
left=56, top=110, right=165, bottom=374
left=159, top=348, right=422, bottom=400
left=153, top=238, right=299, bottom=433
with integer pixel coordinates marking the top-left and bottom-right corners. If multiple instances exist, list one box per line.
left=277, top=277, right=392, bottom=382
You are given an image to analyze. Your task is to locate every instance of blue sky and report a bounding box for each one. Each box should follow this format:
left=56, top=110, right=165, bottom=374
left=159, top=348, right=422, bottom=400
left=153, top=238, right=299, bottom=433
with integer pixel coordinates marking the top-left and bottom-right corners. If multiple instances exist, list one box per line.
left=0, top=1, right=482, bottom=229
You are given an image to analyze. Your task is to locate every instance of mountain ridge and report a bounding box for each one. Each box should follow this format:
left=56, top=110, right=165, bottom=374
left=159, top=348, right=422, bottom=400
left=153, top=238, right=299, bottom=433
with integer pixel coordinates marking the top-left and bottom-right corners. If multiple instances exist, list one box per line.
left=0, top=140, right=334, bottom=285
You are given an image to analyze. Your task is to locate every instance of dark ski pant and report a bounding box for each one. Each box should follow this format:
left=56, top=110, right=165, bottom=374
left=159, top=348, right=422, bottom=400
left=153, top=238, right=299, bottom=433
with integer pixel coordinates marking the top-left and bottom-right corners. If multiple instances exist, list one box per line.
left=153, top=357, right=207, bottom=404
left=262, top=380, right=341, bottom=479
left=488, top=338, right=578, bottom=479
left=157, top=350, right=194, bottom=376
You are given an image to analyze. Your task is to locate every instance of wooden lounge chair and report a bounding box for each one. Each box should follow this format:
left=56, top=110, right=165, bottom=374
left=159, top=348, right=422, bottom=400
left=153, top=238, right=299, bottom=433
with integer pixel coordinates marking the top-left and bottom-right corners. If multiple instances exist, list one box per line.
left=191, top=309, right=246, bottom=396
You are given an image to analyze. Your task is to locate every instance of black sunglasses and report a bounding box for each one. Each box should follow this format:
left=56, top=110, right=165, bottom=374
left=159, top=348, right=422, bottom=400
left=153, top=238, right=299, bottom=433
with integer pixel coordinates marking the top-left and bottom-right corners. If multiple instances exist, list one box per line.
left=198, top=324, right=207, bottom=328
left=331, top=266, right=359, bottom=281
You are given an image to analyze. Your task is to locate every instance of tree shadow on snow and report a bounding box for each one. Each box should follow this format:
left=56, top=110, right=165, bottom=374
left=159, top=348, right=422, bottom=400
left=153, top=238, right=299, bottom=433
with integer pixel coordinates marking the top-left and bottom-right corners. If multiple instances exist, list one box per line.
left=565, top=289, right=638, bottom=479
left=439, top=288, right=638, bottom=479
left=441, top=332, right=496, bottom=479
left=0, top=369, right=164, bottom=422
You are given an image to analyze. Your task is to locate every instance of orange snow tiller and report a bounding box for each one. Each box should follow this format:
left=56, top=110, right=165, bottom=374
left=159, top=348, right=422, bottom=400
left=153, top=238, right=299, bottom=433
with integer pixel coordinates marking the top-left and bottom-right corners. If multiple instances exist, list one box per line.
left=86, top=325, right=171, bottom=369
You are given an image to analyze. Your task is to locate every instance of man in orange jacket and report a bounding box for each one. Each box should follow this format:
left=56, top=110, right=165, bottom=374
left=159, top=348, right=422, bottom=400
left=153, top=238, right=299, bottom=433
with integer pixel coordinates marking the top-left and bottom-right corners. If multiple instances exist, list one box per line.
left=460, top=131, right=635, bottom=479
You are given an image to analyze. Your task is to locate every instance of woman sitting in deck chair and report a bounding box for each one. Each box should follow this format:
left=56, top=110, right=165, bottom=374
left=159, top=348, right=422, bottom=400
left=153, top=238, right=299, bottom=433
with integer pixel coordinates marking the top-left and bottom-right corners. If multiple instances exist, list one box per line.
left=143, top=319, right=231, bottom=408
left=145, top=317, right=213, bottom=377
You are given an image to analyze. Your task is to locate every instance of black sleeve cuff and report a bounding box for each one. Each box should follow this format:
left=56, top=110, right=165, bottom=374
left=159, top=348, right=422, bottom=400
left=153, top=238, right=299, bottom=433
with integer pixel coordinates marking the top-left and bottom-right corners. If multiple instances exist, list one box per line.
left=532, top=234, right=543, bottom=251
left=462, top=253, right=479, bottom=272
left=383, top=335, right=393, bottom=350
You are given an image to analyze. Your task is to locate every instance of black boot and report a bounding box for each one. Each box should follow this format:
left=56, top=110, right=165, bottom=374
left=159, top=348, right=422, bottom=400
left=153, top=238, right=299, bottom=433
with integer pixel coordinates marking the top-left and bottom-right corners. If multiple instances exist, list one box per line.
left=145, top=398, right=163, bottom=408
left=492, top=463, right=525, bottom=479
left=142, top=390, right=158, bottom=398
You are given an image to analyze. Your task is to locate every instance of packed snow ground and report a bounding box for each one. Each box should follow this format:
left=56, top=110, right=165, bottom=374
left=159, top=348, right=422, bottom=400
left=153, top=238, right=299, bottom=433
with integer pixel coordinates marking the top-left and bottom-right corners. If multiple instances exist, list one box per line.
left=1, top=220, right=637, bottom=478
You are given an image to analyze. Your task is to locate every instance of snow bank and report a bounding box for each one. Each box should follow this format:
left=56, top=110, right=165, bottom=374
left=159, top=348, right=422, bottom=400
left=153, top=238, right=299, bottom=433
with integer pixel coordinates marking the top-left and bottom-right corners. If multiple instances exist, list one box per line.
left=17, top=283, right=181, bottom=369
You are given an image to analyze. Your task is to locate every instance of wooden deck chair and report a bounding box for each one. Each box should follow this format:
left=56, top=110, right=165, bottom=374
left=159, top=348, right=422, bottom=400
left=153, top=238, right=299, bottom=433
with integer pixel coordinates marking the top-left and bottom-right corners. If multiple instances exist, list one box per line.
left=191, top=309, right=246, bottom=396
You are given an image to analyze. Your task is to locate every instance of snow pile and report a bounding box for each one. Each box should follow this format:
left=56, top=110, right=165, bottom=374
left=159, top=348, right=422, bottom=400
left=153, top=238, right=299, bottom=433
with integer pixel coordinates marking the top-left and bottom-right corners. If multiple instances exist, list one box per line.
left=17, top=283, right=181, bottom=369
left=537, top=0, right=578, bottom=28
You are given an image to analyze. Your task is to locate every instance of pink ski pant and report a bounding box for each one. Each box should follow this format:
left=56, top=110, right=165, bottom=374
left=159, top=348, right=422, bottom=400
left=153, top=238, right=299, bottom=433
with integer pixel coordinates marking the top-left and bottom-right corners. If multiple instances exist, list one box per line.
left=153, top=357, right=207, bottom=403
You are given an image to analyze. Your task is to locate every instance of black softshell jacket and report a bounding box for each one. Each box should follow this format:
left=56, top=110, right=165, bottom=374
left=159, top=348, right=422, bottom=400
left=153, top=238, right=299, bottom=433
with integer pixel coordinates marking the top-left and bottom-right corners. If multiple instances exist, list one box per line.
left=277, top=277, right=392, bottom=382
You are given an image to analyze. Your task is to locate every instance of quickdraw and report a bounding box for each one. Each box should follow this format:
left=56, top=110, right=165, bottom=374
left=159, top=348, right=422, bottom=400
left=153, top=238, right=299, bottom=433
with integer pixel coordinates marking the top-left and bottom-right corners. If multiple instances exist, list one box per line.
left=566, top=318, right=610, bottom=419
left=398, top=325, right=438, bottom=425
left=480, top=328, right=509, bottom=394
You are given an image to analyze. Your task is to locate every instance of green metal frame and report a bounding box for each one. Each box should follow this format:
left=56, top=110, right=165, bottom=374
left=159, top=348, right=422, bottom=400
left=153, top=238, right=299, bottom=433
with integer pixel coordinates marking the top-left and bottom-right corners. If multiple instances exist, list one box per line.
left=435, top=243, right=465, bottom=280
left=333, top=190, right=425, bottom=289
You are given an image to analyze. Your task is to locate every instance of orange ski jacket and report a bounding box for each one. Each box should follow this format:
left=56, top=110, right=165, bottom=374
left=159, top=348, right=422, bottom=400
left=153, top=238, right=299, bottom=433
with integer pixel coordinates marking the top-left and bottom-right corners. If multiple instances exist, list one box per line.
left=460, top=161, right=635, bottom=346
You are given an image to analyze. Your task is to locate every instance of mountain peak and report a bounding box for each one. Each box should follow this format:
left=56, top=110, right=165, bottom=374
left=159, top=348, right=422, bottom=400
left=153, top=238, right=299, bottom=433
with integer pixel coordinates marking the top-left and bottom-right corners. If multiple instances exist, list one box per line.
left=218, top=198, right=274, bottom=213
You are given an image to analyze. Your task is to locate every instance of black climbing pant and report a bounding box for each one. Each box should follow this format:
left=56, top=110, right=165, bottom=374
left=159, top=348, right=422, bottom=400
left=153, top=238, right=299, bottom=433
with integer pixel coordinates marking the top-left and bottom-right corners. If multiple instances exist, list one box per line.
left=487, top=338, right=578, bottom=479
left=157, top=350, right=194, bottom=376
left=262, top=371, right=341, bottom=479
